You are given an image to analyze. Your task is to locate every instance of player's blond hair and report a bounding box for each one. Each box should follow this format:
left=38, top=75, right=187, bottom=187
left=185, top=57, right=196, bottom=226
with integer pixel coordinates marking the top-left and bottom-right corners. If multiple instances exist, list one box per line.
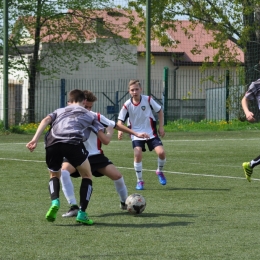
left=128, top=79, right=141, bottom=89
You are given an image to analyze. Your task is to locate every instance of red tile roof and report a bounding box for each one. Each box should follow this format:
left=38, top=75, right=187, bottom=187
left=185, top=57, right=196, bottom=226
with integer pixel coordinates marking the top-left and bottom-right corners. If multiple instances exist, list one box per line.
left=16, top=10, right=244, bottom=63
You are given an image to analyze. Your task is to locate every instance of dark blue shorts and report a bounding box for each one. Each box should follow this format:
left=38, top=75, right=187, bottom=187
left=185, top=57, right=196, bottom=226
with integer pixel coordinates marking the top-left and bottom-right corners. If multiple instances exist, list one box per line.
left=132, top=136, right=163, bottom=152
left=46, top=142, right=88, bottom=172
left=64, top=153, right=113, bottom=178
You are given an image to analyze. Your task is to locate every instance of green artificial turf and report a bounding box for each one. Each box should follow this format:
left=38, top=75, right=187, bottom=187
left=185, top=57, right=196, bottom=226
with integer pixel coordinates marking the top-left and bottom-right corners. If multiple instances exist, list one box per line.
left=1, top=131, right=260, bottom=259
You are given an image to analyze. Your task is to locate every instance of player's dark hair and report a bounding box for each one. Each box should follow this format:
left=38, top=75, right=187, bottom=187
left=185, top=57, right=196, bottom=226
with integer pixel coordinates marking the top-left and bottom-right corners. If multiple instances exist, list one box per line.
left=83, top=90, right=97, bottom=102
left=128, top=79, right=141, bottom=88
left=68, top=89, right=85, bottom=103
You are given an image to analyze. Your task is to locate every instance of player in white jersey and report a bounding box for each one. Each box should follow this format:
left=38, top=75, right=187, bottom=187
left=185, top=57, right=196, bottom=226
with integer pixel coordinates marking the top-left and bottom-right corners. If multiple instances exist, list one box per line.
left=117, top=79, right=167, bottom=190
left=61, top=90, right=149, bottom=217
left=242, top=78, right=260, bottom=181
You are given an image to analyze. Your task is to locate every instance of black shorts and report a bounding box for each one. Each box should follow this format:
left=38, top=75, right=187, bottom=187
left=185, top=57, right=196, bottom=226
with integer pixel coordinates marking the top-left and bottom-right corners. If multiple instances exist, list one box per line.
left=132, top=136, right=163, bottom=152
left=46, top=142, right=88, bottom=172
left=64, top=153, right=113, bottom=178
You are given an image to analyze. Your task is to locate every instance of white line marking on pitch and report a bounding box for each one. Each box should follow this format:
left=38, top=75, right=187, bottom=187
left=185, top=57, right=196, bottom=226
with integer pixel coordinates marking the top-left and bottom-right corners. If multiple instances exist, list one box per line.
left=0, top=157, right=258, bottom=182
left=115, top=167, right=260, bottom=181
left=0, top=138, right=260, bottom=146
left=0, top=158, right=45, bottom=163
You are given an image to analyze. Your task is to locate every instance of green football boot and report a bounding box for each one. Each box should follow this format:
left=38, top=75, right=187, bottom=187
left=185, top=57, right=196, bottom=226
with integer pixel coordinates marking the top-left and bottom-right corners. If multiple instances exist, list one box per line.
left=242, top=162, right=253, bottom=182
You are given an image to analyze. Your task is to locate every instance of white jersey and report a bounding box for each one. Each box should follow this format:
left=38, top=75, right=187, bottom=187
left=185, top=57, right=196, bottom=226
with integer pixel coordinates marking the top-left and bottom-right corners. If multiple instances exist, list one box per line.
left=118, top=95, right=161, bottom=141
left=84, top=111, right=115, bottom=156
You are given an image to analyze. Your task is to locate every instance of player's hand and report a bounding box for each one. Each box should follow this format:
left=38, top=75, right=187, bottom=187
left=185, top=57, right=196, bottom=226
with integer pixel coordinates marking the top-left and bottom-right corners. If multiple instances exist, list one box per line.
left=136, top=133, right=150, bottom=139
left=118, top=131, right=123, bottom=140
left=158, top=126, right=165, bottom=137
left=246, top=112, right=255, bottom=122
left=26, top=140, right=37, bottom=152
left=106, top=126, right=114, bottom=136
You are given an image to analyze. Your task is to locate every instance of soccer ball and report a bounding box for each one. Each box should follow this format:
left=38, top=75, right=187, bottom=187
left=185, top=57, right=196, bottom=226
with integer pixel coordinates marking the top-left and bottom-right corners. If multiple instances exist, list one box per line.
left=125, top=193, right=146, bottom=214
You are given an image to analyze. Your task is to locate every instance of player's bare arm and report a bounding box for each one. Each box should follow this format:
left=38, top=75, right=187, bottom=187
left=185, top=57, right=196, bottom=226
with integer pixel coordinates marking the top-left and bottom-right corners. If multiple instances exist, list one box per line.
left=117, top=120, right=124, bottom=140
left=241, top=96, right=255, bottom=122
left=157, top=109, right=165, bottom=137
left=97, top=126, right=114, bottom=145
left=115, top=123, right=149, bottom=139
left=26, top=116, right=52, bottom=152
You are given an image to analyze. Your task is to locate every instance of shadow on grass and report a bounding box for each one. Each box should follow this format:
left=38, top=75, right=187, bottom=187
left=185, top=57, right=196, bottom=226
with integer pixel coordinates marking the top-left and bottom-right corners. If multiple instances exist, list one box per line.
left=95, top=212, right=197, bottom=218
left=55, top=221, right=194, bottom=228
left=78, top=252, right=163, bottom=259
left=92, top=221, right=194, bottom=227
left=54, top=212, right=196, bottom=228
left=165, top=187, right=230, bottom=191
left=78, top=254, right=158, bottom=259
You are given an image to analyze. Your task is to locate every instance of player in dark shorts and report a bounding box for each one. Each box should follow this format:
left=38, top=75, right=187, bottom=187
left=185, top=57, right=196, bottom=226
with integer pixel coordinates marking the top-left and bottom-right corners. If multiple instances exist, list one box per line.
left=26, top=89, right=113, bottom=225
left=60, top=90, right=149, bottom=217
left=117, top=79, right=167, bottom=190
left=64, top=154, right=112, bottom=178
left=242, top=78, right=260, bottom=181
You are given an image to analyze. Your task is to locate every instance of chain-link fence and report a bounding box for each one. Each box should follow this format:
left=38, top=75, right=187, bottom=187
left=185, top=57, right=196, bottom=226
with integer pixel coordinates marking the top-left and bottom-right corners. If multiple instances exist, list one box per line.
left=0, top=67, right=247, bottom=125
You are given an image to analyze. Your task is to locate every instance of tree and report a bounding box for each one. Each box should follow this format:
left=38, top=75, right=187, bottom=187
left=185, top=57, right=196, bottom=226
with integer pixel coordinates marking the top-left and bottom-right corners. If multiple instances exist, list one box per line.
left=0, top=0, right=135, bottom=122
left=126, top=0, right=260, bottom=85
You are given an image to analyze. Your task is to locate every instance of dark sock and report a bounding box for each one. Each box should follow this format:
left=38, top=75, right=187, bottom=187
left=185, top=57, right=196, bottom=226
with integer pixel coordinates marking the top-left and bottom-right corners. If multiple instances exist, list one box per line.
left=79, top=178, right=93, bottom=212
left=251, top=155, right=260, bottom=168
left=48, top=177, right=60, bottom=200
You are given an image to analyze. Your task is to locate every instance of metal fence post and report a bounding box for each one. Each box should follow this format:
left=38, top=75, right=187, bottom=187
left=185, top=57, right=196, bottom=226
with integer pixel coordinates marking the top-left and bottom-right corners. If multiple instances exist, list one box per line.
left=226, top=70, right=230, bottom=122
left=3, top=0, right=9, bottom=128
left=60, top=79, right=66, bottom=108
left=163, top=67, right=168, bottom=125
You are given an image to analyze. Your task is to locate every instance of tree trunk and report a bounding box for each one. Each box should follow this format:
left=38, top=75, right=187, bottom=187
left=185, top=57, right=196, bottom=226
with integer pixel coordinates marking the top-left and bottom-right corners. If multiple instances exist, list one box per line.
left=28, top=0, right=42, bottom=123
left=28, top=74, right=35, bottom=123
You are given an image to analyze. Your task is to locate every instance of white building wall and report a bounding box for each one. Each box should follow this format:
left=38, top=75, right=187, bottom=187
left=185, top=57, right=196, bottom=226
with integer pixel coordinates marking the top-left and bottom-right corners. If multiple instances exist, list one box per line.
left=33, top=40, right=139, bottom=121
left=0, top=55, right=30, bottom=123
left=138, top=55, right=242, bottom=100
left=39, top=40, right=138, bottom=81
left=0, top=42, right=244, bottom=124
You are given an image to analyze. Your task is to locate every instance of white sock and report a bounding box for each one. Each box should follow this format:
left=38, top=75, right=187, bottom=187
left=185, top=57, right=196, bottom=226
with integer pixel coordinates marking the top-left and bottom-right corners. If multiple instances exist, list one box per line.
left=114, top=177, right=128, bottom=203
left=157, top=158, right=166, bottom=172
left=60, top=169, right=77, bottom=205
left=134, top=161, right=143, bottom=181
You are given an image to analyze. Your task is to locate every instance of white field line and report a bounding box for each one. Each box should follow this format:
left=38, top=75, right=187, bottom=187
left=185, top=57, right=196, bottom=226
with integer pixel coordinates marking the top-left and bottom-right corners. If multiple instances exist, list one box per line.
left=113, top=138, right=260, bottom=142
left=0, top=138, right=260, bottom=146
left=116, top=167, right=260, bottom=181
left=0, top=157, right=258, bottom=182
left=0, top=157, right=45, bottom=163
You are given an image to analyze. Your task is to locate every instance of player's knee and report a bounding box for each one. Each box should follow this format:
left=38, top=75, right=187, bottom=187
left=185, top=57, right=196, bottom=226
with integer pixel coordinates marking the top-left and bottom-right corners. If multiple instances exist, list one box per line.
left=158, top=150, right=165, bottom=159
left=113, top=173, right=123, bottom=180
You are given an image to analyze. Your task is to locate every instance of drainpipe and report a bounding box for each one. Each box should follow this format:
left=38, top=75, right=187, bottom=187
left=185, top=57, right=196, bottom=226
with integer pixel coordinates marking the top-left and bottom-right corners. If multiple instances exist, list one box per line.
left=173, top=66, right=179, bottom=99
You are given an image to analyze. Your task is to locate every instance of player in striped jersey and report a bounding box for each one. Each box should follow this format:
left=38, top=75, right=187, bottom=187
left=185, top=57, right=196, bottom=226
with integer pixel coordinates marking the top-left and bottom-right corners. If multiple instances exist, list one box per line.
left=117, top=79, right=167, bottom=190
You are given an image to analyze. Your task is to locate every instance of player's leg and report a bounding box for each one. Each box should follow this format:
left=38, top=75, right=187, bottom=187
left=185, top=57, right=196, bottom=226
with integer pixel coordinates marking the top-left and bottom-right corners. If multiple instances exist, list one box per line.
left=60, top=161, right=79, bottom=217
left=45, top=170, right=61, bottom=222
left=61, top=162, right=77, bottom=205
left=242, top=154, right=260, bottom=182
left=133, top=146, right=144, bottom=190
left=65, top=144, right=94, bottom=225
left=76, top=159, right=94, bottom=225
left=98, top=164, right=128, bottom=209
left=45, top=144, right=63, bottom=222
left=149, top=137, right=167, bottom=185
